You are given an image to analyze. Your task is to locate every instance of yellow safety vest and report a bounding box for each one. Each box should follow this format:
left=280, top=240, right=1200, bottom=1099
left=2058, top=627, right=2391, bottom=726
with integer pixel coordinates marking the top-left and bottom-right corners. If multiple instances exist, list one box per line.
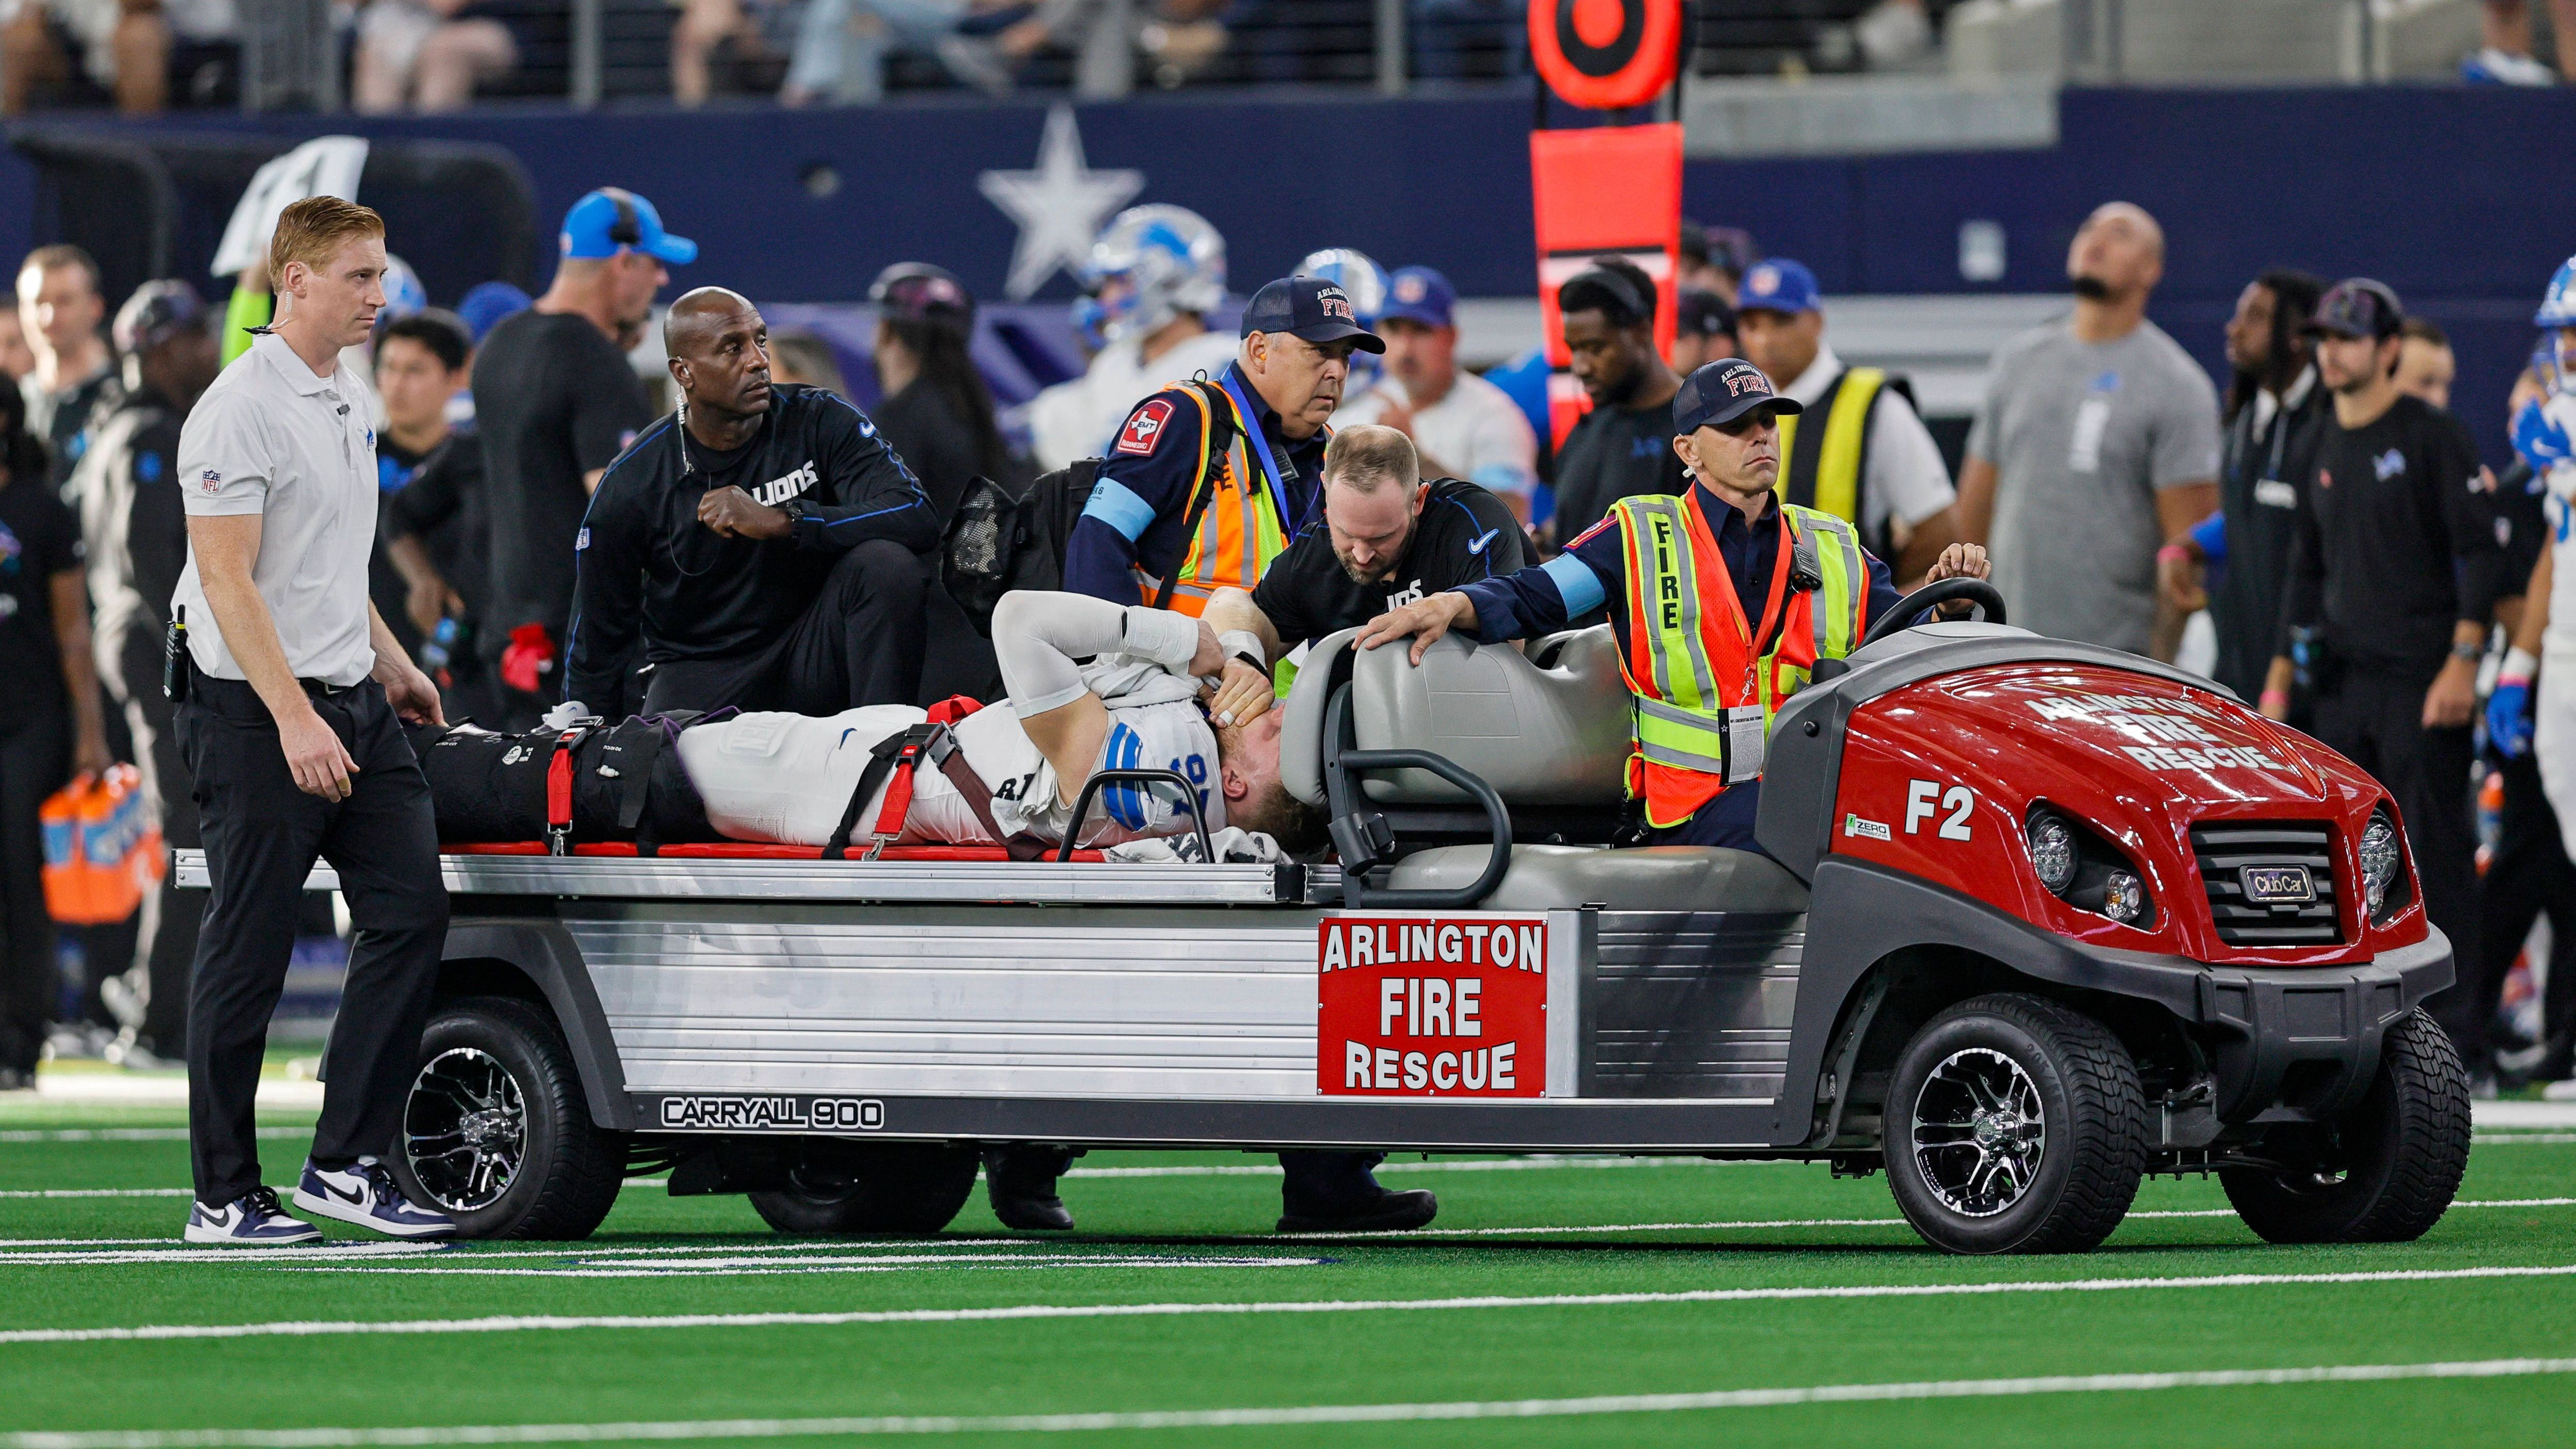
left=1131, top=384, right=1295, bottom=616
left=1613, top=491, right=1868, bottom=828
left=1774, top=367, right=1888, bottom=552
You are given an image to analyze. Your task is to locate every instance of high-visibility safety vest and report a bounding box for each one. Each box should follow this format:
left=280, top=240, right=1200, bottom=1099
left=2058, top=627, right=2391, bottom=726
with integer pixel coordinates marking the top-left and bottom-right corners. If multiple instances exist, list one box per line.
left=1131, top=376, right=1303, bottom=617
left=1610, top=490, right=1869, bottom=829
left=1774, top=366, right=1891, bottom=555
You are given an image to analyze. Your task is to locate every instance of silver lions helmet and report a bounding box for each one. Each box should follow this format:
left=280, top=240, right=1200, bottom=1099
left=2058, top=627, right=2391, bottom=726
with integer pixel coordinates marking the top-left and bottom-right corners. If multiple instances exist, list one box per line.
left=1074, top=204, right=1228, bottom=351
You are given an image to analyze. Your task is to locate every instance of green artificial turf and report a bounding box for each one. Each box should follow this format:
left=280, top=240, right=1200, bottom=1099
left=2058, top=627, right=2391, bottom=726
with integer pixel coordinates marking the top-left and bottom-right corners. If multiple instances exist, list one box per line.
left=1, top=1105, right=2570, bottom=1446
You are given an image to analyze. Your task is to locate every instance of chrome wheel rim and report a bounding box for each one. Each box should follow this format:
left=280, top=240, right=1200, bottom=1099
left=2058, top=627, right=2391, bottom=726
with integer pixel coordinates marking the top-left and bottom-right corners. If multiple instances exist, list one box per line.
left=1911, top=1047, right=2046, bottom=1218
left=403, top=1047, right=526, bottom=1212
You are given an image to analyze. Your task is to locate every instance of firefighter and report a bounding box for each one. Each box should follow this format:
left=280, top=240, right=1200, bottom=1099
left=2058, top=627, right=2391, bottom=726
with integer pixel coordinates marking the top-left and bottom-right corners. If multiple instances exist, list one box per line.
left=1360, top=360, right=1988, bottom=852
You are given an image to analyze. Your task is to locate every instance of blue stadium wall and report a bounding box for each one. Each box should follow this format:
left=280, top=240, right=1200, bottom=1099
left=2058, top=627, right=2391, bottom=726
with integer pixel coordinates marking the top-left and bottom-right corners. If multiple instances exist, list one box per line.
left=4, top=85, right=2566, bottom=456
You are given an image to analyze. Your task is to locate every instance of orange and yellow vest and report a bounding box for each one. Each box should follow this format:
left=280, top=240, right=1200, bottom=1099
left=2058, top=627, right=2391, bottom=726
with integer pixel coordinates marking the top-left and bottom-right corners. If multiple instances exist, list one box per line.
left=1129, top=382, right=1305, bottom=617
left=1610, top=490, right=1868, bottom=828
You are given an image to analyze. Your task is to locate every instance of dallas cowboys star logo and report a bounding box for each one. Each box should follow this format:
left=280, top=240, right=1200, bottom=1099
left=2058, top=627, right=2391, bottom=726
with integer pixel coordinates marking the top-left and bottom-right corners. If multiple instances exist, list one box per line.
left=978, top=104, right=1145, bottom=301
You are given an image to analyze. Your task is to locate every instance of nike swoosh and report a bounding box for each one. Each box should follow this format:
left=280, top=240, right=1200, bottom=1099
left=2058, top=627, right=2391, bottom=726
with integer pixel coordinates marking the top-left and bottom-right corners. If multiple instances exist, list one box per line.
left=321, top=1180, right=366, bottom=1206
left=1465, top=527, right=1500, bottom=556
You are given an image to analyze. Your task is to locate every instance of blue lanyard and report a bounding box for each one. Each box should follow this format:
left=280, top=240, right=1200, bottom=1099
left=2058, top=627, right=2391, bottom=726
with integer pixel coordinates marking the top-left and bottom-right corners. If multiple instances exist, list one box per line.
left=1218, top=369, right=1299, bottom=532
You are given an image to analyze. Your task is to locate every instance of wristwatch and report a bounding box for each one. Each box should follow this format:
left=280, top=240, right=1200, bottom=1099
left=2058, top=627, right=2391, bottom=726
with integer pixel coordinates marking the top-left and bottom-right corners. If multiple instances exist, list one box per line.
left=778, top=498, right=814, bottom=537
left=2450, top=639, right=2482, bottom=662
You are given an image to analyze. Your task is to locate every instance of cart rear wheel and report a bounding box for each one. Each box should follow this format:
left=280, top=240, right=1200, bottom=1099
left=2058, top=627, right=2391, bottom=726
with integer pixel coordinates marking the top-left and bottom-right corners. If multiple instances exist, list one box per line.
left=1884, top=993, right=2148, bottom=1255
left=2221, top=1009, right=2470, bottom=1244
left=749, top=1142, right=981, bottom=1236
left=390, top=995, right=626, bottom=1241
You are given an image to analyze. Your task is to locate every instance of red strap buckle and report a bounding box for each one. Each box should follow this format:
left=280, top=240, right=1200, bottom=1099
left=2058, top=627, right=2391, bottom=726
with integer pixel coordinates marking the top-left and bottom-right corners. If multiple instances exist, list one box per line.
left=861, top=742, right=923, bottom=862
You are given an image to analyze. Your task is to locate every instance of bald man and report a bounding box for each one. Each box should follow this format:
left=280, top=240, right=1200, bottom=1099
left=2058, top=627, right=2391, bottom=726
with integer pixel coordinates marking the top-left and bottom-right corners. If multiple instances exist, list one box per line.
left=1956, top=201, right=2220, bottom=660
left=562, top=288, right=941, bottom=716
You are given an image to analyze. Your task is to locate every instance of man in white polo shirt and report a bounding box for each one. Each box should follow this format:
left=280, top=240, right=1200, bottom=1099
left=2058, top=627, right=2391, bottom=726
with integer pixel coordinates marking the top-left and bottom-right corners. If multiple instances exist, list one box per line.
left=169, top=197, right=456, bottom=1246
left=1336, top=266, right=1540, bottom=525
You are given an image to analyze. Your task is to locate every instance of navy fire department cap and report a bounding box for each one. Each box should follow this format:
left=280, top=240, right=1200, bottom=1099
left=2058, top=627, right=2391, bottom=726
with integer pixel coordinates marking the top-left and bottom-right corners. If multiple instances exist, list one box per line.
left=2305, top=278, right=2404, bottom=341
left=1673, top=358, right=1803, bottom=436
left=1241, top=275, right=1386, bottom=354
left=113, top=279, right=209, bottom=355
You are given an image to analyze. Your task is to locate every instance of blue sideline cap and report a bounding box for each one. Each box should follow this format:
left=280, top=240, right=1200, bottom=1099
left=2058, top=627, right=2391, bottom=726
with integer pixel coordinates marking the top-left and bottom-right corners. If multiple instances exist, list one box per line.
left=1673, top=358, right=1803, bottom=436
left=456, top=281, right=532, bottom=344
left=1241, top=275, right=1385, bottom=353
left=1381, top=266, right=1457, bottom=328
left=560, top=188, right=698, bottom=265
left=1735, top=258, right=1821, bottom=316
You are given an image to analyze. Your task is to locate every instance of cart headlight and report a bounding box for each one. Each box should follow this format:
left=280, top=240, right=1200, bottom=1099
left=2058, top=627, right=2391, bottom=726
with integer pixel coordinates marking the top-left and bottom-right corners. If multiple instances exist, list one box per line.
left=2103, top=870, right=2146, bottom=925
left=2027, top=814, right=2078, bottom=895
left=2359, top=812, right=2403, bottom=918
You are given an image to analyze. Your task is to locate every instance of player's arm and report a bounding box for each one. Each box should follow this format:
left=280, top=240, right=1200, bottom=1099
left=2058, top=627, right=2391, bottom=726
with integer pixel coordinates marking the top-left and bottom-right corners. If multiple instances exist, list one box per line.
left=1202, top=585, right=1284, bottom=729
left=778, top=396, right=940, bottom=553
left=561, top=477, right=646, bottom=712
left=994, top=590, right=1219, bottom=807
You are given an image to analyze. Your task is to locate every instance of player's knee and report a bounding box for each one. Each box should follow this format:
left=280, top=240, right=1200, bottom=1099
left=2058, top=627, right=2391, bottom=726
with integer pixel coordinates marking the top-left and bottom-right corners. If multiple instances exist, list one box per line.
left=830, top=539, right=928, bottom=609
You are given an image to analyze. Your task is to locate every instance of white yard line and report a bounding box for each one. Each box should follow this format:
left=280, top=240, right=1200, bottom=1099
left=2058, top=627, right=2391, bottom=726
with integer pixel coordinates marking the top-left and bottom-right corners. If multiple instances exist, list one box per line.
left=8, top=1357, right=2574, bottom=1445
left=286, top=1256, right=1325, bottom=1279
left=2471, top=1100, right=2576, bottom=1128
left=0, top=1128, right=309, bottom=1144
left=6, top=1263, right=2573, bottom=1345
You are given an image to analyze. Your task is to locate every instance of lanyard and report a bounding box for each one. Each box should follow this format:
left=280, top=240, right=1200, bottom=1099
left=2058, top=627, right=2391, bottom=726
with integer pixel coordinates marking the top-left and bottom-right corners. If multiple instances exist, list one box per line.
left=1217, top=369, right=1299, bottom=532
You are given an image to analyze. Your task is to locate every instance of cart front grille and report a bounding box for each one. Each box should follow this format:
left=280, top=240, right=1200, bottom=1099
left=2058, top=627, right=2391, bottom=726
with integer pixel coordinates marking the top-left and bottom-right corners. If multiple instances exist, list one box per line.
left=2191, top=821, right=2344, bottom=947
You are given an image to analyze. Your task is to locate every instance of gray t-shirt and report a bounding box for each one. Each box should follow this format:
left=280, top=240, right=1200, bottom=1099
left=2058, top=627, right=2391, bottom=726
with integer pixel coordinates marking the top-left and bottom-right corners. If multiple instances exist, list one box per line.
left=1968, top=318, right=2221, bottom=655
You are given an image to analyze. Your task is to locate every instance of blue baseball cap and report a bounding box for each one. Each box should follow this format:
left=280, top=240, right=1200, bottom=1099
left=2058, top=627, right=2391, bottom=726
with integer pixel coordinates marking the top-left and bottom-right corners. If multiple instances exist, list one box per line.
left=1381, top=265, right=1456, bottom=328
left=456, top=280, right=532, bottom=344
left=1673, top=358, right=1803, bottom=436
left=559, top=188, right=697, bottom=265
left=1735, top=258, right=1820, bottom=316
left=1241, top=275, right=1385, bottom=353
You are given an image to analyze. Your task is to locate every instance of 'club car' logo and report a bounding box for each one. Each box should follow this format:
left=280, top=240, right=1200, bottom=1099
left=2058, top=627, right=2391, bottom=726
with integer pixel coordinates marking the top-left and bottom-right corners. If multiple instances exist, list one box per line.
left=2239, top=864, right=2315, bottom=906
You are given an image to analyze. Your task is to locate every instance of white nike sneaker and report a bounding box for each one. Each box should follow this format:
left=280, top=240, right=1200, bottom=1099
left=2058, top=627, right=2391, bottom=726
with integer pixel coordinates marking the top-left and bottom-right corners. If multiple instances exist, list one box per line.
left=292, top=1158, right=457, bottom=1238
left=183, top=1187, right=323, bottom=1245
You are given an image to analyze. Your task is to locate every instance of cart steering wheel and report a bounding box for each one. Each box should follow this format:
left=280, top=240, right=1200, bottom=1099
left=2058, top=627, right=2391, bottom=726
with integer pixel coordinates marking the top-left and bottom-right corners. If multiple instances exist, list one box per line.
left=1857, top=577, right=2008, bottom=651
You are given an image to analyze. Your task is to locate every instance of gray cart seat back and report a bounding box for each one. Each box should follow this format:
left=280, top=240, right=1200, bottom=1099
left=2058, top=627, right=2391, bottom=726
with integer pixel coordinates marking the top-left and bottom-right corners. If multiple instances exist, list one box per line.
left=1277, top=627, right=1632, bottom=808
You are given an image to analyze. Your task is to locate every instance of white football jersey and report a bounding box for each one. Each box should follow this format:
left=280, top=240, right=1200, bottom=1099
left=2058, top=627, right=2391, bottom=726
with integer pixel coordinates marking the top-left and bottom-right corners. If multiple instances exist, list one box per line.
left=679, top=687, right=1223, bottom=850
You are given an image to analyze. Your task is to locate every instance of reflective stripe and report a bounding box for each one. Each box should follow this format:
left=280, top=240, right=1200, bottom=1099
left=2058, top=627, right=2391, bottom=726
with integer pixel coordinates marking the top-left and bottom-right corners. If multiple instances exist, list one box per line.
left=1540, top=553, right=1607, bottom=618
left=1812, top=370, right=1881, bottom=526
left=1081, top=478, right=1158, bottom=541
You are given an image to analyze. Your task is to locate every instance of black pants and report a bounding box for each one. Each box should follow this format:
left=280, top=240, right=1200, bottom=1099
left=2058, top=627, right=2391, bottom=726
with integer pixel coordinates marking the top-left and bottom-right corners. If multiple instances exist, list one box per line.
left=112, top=630, right=198, bottom=1056
left=642, top=541, right=929, bottom=715
left=2480, top=748, right=2576, bottom=1049
left=0, top=701, right=68, bottom=1073
left=2312, top=667, right=2485, bottom=1058
left=178, top=675, right=448, bottom=1205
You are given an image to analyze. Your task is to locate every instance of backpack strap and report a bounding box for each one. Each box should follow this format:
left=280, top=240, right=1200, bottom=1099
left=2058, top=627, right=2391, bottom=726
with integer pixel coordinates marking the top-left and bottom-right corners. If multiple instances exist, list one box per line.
left=1151, top=380, right=1244, bottom=612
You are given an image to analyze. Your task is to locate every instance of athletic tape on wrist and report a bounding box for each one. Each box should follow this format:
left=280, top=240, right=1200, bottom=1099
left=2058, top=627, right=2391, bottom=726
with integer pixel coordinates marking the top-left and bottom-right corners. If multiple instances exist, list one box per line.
left=1121, top=605, right=1204, bottom=672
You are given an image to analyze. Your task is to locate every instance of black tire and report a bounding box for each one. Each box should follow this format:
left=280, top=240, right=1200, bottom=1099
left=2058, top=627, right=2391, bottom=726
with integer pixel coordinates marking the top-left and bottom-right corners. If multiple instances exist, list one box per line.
left=1884, top=993, right=2150, bottom=1255
left=387, top=995, right=626, bottom=1241
left=748, top=1142, right=981, bottom=1236
left=2220, top=1009, right=2471, bottom=1245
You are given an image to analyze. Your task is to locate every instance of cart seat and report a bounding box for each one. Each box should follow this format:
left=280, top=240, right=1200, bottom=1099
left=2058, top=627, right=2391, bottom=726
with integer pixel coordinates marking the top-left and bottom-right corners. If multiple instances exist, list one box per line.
left=1384, top=843, right=1808, bottom=912
left=1279, top=626, right=1631, bottom=809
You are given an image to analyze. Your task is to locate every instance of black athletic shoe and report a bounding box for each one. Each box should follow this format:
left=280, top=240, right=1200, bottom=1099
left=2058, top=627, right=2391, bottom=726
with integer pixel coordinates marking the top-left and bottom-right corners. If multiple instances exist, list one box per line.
left=1276, top=1188, right=1439, bottom=1234
left=984, top=1145, right=1078, bottom=1231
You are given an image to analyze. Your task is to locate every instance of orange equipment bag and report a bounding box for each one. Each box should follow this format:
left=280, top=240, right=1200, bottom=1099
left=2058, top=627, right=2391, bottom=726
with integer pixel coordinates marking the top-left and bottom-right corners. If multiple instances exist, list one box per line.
left=40, top=765, right=164, bottom=925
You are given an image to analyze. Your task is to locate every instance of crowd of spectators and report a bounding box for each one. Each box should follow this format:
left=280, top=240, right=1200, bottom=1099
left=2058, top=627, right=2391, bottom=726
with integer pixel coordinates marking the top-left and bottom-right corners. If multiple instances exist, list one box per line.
left=2, top=179, right=2569, bottom=1102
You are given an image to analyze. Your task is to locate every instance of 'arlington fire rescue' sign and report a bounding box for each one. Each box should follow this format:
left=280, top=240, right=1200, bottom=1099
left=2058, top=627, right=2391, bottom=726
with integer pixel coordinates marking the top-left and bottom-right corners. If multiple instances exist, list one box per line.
left=1317, top=916, right=1546, bottom=1097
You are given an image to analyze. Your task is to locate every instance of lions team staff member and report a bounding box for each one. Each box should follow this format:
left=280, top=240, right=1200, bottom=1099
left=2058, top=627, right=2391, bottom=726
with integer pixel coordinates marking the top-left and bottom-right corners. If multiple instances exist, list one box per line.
left=1362, top=361, right=1988, bottom=852
left=1063, top=276, right=1378, bottom=613
left=2264, top=279, right=2502, bottom=1065
left=1734, top=259, right=1962, bottom=584
left=171, top=198, right=455, bottom=1245
left=564, top=288, right=939, bottom=717
left=1202, top=423, right=1528, bottom=726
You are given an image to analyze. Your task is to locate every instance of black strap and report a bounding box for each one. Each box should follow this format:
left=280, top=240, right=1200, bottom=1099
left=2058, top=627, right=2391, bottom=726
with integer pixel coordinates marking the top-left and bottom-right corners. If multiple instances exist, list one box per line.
left=925, top=739, right=1050, bottom=862
left=821, top=726, right=933, bottom=860
left=1151, top=380, right=1244, bottom=612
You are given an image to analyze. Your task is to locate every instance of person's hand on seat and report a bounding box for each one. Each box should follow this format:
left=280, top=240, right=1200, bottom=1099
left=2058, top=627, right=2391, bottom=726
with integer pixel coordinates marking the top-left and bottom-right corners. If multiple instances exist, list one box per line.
left=1358, top=592, right=1478, bottom=666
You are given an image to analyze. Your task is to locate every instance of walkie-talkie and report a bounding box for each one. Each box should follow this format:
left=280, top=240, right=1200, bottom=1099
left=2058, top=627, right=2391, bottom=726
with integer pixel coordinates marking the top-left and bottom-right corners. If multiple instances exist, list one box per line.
left=164, top=605, right=189, bottom=703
